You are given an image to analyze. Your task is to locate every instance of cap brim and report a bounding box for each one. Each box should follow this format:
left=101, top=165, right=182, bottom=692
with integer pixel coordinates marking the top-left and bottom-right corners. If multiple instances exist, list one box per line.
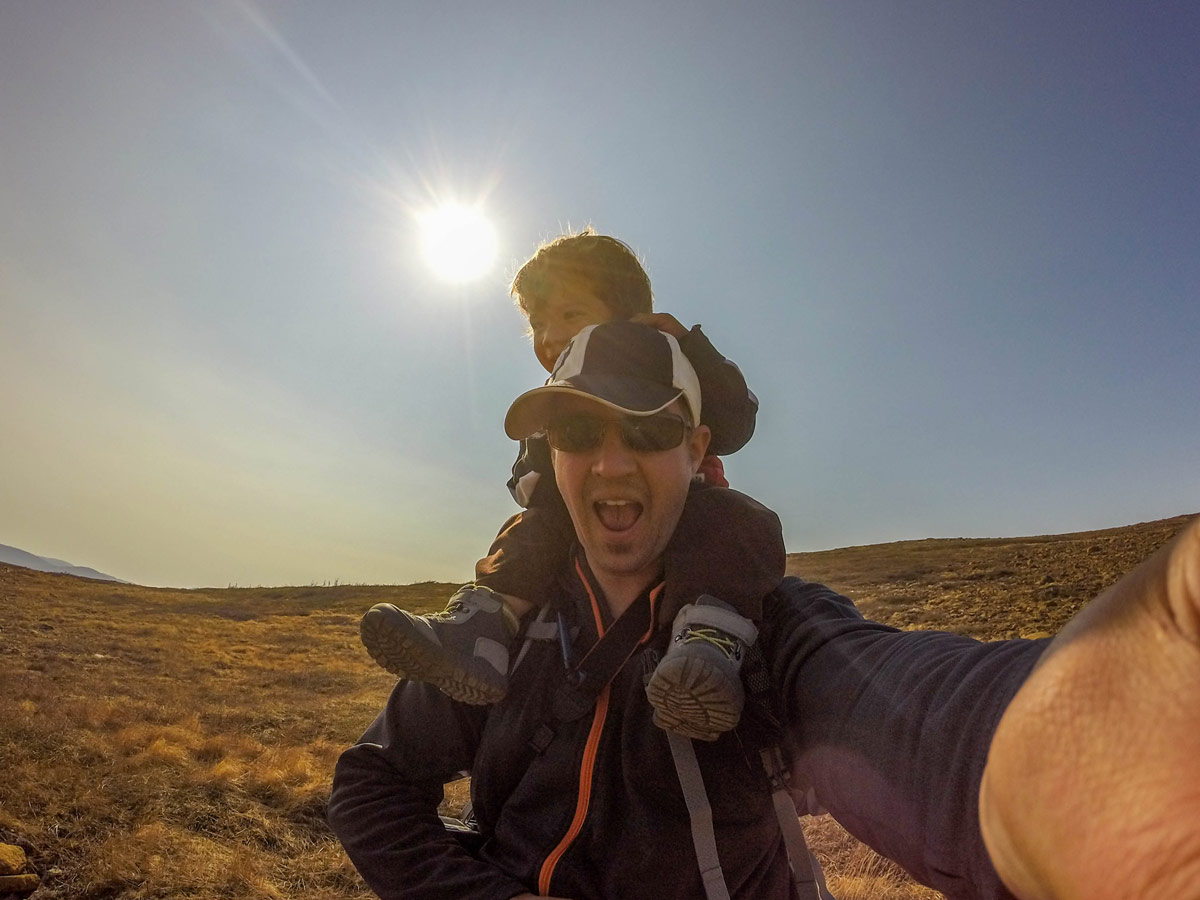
left=504, top=375, right=684, bottom=441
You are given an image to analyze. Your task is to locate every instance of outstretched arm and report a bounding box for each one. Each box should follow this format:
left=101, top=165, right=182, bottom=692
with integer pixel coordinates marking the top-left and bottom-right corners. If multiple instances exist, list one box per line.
left=980, top=518, right=1200, bottom=900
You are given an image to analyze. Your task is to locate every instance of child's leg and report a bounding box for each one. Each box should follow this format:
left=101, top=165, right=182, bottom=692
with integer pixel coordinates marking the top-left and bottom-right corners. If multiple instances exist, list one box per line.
left=647, top=485, right=786, bottom=740
left=360, top=583, right=517, bottom=704
left=359, top=500, right=575, bottom=704
left=660, top=483, right=786, bottom=627
left=473, top=495, right=575, bottom=615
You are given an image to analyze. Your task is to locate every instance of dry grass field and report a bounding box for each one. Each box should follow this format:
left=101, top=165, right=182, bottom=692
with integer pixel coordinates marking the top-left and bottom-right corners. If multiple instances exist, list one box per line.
left=1, top=513, right=1194, bottom=900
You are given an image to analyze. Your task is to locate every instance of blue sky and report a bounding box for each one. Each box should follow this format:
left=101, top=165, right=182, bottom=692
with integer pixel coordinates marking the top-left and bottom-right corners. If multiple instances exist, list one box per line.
left=2, top=1, right=1196, bottom=588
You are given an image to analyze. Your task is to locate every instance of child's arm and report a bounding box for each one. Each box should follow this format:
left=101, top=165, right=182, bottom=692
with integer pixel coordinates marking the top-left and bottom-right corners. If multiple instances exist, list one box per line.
left=505, top=435, right=555, bottom=509
left=632, top=312, right=758, bottom=457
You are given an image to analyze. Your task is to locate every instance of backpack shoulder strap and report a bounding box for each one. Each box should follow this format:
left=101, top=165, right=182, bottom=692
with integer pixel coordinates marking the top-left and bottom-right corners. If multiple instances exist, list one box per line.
left=761, top=746, right=830, bottom=899
left=552, top=588, right=654, bottom=721
left=667, top=731, right=732, bottom=900
left=527, top=590, right=657, bottom=754
left=682, top=640, right=835, bottom=899
left=666, top=729, right=831, bottom=900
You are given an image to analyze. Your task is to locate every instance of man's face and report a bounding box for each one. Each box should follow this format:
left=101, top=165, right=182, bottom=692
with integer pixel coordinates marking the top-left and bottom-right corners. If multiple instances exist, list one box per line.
left=550, top=395, right=711, bottom=595
left=527, top=282, right=614, bottom=373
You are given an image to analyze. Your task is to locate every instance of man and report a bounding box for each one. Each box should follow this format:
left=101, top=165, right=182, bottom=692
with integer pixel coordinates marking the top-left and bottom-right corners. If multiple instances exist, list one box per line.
left=329, top=321, right=1200, bottom=900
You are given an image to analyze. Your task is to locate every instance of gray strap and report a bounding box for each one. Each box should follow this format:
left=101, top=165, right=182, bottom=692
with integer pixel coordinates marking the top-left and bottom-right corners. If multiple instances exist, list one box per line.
left=523, top=619, right=561, bottom=641
left=762, top=748, right=829, bottom=900
left=667, top=731, right=833, bottom=900
left=511, top=608, right=557, bottom=672
left=666, top=732, right=732, bottom=900
left=771, top=787, right=823, bottom=899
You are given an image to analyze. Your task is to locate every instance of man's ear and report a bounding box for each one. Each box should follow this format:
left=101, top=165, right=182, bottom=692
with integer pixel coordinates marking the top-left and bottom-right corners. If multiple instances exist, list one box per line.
left=688, top=424, right=712, bottom=471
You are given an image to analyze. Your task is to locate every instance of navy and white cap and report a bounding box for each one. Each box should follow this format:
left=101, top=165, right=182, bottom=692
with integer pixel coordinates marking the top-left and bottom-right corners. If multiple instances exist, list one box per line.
left=504, top=320, right=702, bottom=441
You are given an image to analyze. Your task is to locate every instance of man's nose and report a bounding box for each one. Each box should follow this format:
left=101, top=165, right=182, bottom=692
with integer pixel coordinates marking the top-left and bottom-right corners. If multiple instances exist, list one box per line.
left=590, top=423, right=637, bottom=477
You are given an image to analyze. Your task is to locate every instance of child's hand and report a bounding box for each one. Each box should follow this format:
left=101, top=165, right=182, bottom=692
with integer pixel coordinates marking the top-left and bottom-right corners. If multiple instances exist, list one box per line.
left=631, top=312, right=690, bottom=340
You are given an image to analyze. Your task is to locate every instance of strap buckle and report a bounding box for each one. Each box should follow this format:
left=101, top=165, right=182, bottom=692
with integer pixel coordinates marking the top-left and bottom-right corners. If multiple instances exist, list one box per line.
left=761, top=744, right=791, bottom=793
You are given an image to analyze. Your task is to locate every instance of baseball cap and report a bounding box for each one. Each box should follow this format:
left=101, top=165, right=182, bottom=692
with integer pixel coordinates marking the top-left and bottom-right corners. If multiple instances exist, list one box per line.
left=504, top=320, right=702, bottom=441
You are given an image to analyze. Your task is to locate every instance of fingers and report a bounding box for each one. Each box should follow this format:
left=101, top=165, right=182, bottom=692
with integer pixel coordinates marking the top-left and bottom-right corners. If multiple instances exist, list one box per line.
left=630, top=312, right=689, bottom=339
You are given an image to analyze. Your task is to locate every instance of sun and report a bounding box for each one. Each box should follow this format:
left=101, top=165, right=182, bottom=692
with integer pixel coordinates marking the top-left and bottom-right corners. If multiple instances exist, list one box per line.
left=419, top=204, right=499, bottom=283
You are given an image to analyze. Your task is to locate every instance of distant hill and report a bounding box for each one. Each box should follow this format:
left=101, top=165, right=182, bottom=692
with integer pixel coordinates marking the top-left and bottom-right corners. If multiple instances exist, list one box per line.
left=785, top=513, right=1198, bottom=640
left=0, top=542, right=126, bottom=583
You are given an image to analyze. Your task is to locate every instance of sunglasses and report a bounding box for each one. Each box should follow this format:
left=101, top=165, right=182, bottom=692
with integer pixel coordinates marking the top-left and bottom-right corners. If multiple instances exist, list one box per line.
left=546, top=412, right=692, bottom=454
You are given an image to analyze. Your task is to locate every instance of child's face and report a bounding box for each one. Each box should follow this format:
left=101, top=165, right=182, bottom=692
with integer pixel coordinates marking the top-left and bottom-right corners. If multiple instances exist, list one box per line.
left=528, top=285, right=614, bottom=373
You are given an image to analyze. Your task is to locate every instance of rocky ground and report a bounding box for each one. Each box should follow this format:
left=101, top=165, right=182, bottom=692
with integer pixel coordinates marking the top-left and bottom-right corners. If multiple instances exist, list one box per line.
left=786, top=514, right=1195, bottom=640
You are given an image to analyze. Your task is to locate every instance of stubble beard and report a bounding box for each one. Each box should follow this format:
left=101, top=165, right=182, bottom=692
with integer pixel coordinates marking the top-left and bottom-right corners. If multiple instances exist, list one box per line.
left=601, top=538, right=634, bottom=560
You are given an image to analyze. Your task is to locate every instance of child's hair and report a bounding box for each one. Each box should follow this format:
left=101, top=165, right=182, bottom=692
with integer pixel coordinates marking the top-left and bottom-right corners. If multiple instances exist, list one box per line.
left=510, top=227, right=653, bottom=320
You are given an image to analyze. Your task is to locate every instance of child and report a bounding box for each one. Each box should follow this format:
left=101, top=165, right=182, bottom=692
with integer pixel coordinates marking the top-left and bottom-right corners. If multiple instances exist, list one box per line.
left=360, top=229, right=785, bottom=741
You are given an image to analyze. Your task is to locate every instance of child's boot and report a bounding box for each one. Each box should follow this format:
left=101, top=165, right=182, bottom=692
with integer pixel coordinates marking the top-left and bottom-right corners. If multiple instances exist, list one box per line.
left=645, top=596, right=758, bottom=741
left=360, top=584, right=519, bottom=705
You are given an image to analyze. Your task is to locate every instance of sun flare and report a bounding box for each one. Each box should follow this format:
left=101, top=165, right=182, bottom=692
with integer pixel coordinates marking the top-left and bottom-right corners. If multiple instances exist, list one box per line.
left=419, top=205, right=498, bottom=283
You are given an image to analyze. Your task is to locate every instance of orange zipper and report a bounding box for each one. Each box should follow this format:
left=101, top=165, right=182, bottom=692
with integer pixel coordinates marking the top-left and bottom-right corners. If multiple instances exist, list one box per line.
left=536, top=567, right=663, bottom=895
left=537, top=683, right=610, bottom=894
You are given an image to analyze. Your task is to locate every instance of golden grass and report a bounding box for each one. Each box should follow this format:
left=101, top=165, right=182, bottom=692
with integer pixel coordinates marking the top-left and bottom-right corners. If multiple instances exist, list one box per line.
left=0, top=514, right=1193, bottom=899
left=803, top=816, right=942, bottom=900
left=0, top=573, right=443, bottom=899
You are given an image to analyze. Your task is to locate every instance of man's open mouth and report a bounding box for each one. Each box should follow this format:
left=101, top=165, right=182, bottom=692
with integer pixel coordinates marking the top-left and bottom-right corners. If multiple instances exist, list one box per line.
left=594, top=499, right=643, bottom=532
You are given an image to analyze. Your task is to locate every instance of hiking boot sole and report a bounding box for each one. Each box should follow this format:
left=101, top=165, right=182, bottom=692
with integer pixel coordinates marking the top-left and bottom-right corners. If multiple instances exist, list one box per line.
left=646, top=655, right=743, bottom=742
left=360, top=606, right=506, bottom=706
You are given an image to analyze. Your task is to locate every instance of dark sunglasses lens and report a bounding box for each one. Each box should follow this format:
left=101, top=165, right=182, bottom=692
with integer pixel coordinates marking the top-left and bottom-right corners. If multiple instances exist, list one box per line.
left=547, top=415, right=605, bottom=452
left=548, top=413, right=688, bottom=452
left=622, top=415, right=687, bottom=452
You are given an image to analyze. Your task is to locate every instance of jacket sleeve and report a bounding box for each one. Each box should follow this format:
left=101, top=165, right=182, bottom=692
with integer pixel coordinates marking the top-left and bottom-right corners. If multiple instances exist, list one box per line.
left=506, top=436, right=557, bottom=509
left=328, top=681, right=531, bottom=900
left=678, top=325, right=758, bottom=457
left=763, top=580, right=1046, bottom=900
